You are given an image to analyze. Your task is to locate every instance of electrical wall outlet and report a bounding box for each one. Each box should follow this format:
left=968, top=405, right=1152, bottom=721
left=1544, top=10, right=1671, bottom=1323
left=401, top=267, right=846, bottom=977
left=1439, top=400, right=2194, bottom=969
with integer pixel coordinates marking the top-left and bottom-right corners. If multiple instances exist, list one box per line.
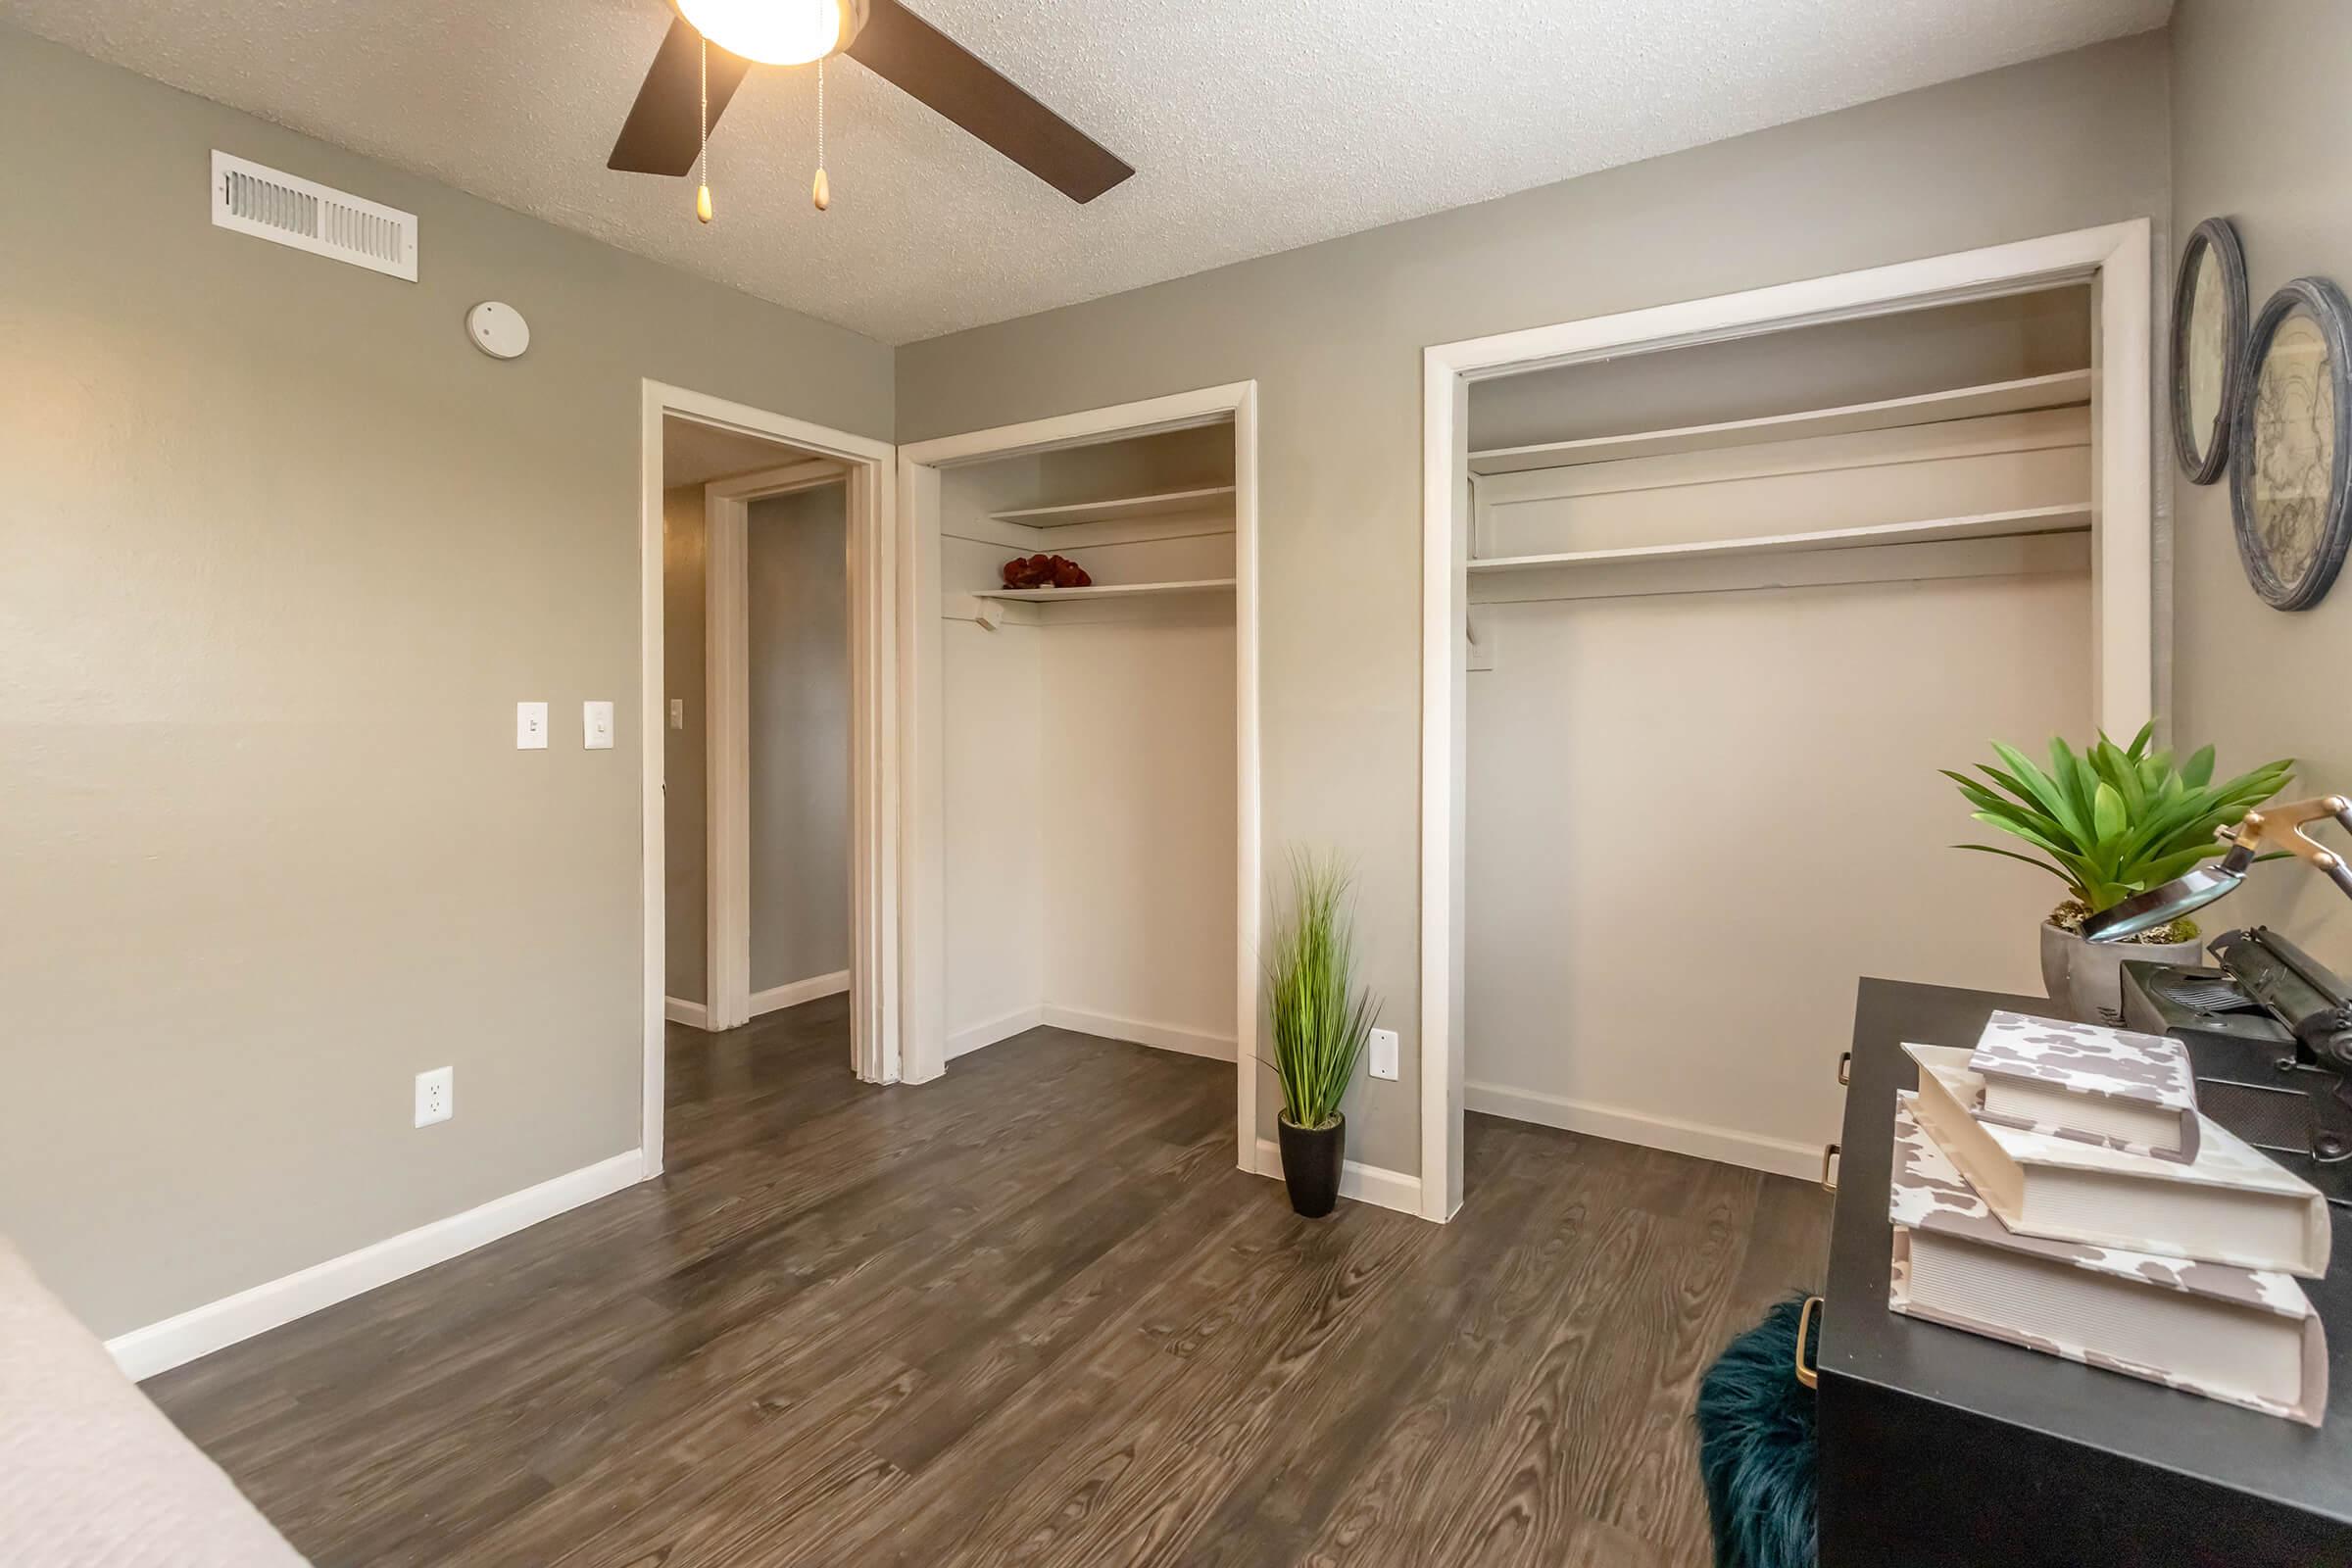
left=583, top=700, right=614, bottom=750
left=1369, top=1028, right=1399, bottom=1081
left=415, top=1066, right=454, bottom=1127
left=515, top=701, right=548, bottom=750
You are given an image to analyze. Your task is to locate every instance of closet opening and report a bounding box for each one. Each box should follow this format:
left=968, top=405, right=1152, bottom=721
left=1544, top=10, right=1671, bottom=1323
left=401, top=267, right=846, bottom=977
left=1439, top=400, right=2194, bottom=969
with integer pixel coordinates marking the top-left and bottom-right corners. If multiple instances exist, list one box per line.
left=1418, top=223, right=2156, bottom=1219
left=900, top=383, right=1263, bottom=1173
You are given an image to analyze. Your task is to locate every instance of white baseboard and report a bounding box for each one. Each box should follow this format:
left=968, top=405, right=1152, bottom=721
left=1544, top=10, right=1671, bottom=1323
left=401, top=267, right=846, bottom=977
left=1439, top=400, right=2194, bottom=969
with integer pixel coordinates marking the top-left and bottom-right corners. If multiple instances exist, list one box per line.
left=663, top=996, right=710, bottom=1029
left=1464, top=1080, right=1821, bottom=1182
left=1039, top=1004, right=1236, bottom=1061
left=105, top=1150, right=644, bottom=1383
left=945, top=1004, right=1239, bottom=1065
left=750, top=969, right=852, bottom=1017
left=947, top=1004, right=1045, bottom=1060
left=1251, top=1137, right=1425, bottom=1218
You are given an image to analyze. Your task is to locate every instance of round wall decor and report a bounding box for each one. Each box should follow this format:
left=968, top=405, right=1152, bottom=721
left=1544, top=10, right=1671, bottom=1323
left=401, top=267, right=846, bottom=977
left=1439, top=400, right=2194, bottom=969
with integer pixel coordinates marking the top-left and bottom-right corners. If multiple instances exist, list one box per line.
left=2230, top=276, right=2352, bottom=611
left=2171, top=217, right=2248, bottom=484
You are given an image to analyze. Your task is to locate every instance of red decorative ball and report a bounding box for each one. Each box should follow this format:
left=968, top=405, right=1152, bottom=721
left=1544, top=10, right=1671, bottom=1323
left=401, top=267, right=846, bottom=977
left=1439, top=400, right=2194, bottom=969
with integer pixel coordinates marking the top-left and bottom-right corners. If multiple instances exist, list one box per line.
left=1001, top=553, right=1091, bottom=590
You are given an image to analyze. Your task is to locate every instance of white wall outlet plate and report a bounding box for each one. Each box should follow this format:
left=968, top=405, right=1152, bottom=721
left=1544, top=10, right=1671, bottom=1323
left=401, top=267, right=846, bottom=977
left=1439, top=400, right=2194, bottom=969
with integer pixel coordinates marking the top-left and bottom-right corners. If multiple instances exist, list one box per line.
left=1369, top=1027, right=1399, bottom=1081
left=515, top=701, right=548, bottom=749
left=583, top=700, right=614, bottom=750
left=415, top=1065, right=454, bottom=1127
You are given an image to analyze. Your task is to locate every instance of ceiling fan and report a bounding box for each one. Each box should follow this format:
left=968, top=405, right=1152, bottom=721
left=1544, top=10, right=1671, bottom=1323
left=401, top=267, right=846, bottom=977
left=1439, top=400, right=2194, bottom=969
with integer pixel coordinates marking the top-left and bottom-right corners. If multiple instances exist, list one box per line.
left=609, top=0, right=1134, bottom=208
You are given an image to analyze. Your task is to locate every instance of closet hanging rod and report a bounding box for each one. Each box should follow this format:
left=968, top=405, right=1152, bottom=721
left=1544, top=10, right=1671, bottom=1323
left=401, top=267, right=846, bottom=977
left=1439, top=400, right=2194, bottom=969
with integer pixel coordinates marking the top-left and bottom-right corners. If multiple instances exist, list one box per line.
left=1467, top=503, right=2091, bottom=573
left=1466, top=529, right=2091, bottom=608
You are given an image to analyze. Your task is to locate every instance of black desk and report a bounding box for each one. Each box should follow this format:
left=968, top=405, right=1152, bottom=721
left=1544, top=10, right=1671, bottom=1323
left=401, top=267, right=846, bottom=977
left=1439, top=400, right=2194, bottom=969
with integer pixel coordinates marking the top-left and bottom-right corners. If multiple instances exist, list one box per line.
left=1817, top=978, right=2352, bottom=1567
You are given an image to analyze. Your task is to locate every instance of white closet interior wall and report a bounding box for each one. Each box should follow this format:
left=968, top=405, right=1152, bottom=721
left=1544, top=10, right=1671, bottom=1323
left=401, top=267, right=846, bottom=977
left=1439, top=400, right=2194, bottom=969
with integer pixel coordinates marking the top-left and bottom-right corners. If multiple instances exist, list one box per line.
left=942, top=425, right=1240, bottom=1061
left=1461, top=289, right=2097, bottom=1177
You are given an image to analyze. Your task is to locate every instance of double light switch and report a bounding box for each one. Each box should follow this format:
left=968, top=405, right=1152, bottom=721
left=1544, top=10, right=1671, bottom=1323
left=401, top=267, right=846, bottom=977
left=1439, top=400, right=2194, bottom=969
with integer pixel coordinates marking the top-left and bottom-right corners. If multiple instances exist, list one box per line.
left=516, top=701, right=615, bottom=749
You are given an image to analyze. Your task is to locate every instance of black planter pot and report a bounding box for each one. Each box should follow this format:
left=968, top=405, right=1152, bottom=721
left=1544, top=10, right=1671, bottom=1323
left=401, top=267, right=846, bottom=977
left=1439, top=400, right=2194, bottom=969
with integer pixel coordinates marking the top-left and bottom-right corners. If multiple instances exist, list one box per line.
left=1277, top=1112, right=1346, bottom=1218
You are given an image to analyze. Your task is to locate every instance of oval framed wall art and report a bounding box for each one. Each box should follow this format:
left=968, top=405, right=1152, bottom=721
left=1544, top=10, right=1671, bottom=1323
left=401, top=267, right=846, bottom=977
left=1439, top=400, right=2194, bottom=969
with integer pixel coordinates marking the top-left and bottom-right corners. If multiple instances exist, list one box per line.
left=2230, top=275, right=2352, bottom=611
left=2171, top=217, right=2248, bottom=484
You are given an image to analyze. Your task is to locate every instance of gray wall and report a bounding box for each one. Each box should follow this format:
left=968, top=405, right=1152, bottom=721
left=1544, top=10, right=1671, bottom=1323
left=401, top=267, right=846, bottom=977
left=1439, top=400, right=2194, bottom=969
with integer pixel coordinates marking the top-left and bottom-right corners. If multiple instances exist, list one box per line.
left=663, top=484, right=710, bottom=1004
left=0, top=13, right=2214, bottom=1334
left=747, top=485, right=852, bottom=993
left=0, top=27, right=892, bottom=1338
left=895, top=35, right=2174, bottom=1179
left=2171, top=0, right=2352, bottom=970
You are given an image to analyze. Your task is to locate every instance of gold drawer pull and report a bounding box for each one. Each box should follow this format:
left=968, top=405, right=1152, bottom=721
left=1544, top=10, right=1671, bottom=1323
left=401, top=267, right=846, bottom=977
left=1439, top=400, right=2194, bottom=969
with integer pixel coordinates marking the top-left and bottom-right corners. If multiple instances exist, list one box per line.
left=1795, top=1295, right=1823, bottom=1390
left=1837, top=1051, right=1851, bottom=1086
left=1820, top=1143, right=1840, bottom=1194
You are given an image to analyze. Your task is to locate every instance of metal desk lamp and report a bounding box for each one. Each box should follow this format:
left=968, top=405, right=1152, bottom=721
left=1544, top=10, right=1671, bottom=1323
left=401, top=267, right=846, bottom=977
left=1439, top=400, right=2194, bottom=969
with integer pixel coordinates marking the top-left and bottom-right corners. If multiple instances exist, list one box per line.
left=2106, top=798, right=2352, bottom=1192
left=2084, top=795, right=2352, bottom=942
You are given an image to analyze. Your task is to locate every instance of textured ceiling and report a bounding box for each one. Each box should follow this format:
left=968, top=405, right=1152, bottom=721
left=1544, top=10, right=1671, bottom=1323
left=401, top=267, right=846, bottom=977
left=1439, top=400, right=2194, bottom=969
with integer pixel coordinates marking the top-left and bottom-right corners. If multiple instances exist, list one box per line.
left=3, top=0, right=2170, bottom=344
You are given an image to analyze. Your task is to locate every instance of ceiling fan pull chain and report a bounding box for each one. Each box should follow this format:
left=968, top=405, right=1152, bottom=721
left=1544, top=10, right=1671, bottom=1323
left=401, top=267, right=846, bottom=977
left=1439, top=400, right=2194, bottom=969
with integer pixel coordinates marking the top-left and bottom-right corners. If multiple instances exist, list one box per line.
left=695, top=35, right=713, bottom=223
left=812, top=58, right=831, bottom=212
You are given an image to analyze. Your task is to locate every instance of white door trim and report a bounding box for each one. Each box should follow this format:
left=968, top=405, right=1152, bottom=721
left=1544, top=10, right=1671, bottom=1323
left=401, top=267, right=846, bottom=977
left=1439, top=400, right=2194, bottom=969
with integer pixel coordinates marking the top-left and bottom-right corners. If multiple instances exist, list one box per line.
left=702, top=458, right=851, bottom=1031
left=896, top=382, right=1263, bottom=1177
left=1417, top=220, right=2158, bottom=1221
left=641, top=382, right=900, bottom=1181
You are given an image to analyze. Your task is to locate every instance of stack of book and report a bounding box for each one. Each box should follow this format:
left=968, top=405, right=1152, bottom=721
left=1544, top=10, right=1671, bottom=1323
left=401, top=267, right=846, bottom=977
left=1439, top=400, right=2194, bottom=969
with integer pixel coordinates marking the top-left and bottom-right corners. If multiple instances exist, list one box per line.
left=1887, top=1008, right=2331, bottom=1425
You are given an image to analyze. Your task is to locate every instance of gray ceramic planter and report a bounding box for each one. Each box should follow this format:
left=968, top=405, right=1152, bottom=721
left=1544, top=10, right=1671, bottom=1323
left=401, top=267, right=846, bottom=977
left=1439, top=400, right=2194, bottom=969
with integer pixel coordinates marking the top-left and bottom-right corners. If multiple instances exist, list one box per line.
left=2037, top=920, right=2202, bottom=1025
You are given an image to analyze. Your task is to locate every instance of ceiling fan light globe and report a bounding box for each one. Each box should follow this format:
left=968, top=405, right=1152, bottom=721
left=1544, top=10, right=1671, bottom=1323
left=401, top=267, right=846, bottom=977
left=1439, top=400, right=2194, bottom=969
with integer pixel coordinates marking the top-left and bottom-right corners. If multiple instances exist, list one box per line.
left=675, top=0, right=848, bottom=66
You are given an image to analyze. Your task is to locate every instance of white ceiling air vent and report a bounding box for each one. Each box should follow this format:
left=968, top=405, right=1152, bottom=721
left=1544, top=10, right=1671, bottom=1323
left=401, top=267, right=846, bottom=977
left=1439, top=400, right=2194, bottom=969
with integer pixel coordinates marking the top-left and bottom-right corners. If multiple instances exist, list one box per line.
left=210, top=150, right=417, bottom=282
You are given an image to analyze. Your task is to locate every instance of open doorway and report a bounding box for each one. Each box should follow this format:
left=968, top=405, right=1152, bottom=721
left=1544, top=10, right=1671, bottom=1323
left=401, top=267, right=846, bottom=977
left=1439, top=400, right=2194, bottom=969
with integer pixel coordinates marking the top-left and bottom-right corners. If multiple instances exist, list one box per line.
left=637, top=383, right=898, bottom=1177
left=896, top=382, right=1264, bottom=1177
left=1416, top=222, right=2157, bottom=1219
left=662, top=432, right=853, bottom=1032
left=1460, top=286, right=2099, bottom=1172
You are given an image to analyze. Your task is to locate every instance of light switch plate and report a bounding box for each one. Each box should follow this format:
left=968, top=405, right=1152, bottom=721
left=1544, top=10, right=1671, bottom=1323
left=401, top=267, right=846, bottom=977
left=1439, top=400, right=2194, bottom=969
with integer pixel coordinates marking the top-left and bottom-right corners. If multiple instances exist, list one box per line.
left=415, top=1065, right=453, bottom=1127
left=669, top=698, right=686, bottom=731
left=583, top=700, right=614, bottom=750
left=1369, top=1027, right=1399, bottom=1081
left=515, top=701, right=549, bottom=749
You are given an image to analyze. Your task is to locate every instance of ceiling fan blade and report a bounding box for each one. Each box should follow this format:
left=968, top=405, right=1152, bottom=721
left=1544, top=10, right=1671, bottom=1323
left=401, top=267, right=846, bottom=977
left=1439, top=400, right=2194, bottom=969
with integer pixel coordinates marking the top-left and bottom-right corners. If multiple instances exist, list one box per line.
left=609, top=16, right=753, bottom=175
left=846, top=0, right=1133, bottom=204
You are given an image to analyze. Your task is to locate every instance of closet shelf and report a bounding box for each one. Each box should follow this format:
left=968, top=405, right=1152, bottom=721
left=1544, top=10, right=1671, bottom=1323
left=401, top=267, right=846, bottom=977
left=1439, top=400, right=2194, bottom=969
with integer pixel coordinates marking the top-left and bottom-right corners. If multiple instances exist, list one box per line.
left=969, top=578, right=1238, bottom=603
left=1466, top=503, right=2092, bottom=572
left=1466, top=369, right=2092, bottom=475
left=990, top=484, right=1237, bottom=528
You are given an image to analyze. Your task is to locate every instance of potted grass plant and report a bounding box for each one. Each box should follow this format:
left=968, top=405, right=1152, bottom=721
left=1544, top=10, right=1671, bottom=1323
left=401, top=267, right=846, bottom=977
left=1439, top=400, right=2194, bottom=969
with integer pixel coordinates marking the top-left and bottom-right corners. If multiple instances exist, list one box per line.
left=1945, top=724, right=2291, bottom=1023
left=1266, top=852, right=1379, bottom=1218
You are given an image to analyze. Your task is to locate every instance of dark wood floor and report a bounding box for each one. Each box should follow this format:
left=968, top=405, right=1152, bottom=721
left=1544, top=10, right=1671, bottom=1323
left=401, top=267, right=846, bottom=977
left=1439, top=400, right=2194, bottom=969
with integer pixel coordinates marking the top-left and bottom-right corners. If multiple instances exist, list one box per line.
left=147, top=999, right=1830, bottom=1567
